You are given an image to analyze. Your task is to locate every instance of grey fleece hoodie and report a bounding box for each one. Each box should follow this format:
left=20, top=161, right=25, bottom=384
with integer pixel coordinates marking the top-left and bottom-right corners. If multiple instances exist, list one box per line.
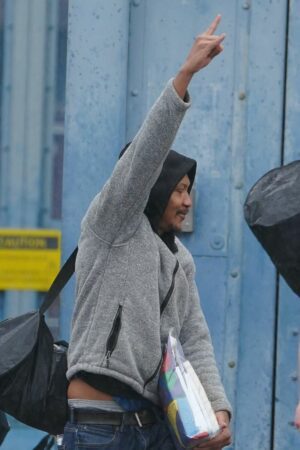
left=67, top=79, right=231, bottom=414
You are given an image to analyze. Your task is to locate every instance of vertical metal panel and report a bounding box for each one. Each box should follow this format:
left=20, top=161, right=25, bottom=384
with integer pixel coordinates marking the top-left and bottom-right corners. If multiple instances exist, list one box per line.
left=0, top=0, right=50, bottom=318
left=5, top=0, right=29, bottom=226
left=283, top=0, right=300, bottom=164
left=40, top=0, right=59, bottom=229
left=0, top=0, right=12, bottom=228
left=274, top=1, right=300, bottom=448
left=194, top=256, right=228, bottom=371
left=22, top=0, right=47, bottom=226
left=126, top=2, right=237, bottom=426
left=221, top=2, right=253, bottom=434
left=0, top=1, right=58, bottom=447
left=127, top=0, right=236, bottom=258
left=234, top=1, right=288, bottom=449
left=61, top=0, right=130, bottom=339
left=3, top=0, right=48, bottom=226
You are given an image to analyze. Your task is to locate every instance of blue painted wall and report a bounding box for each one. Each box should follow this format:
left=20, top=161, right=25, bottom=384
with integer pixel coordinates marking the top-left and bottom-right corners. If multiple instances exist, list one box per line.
left=274, top=1, right=300, bottom=448
left=61, top=0, right=131, bottom=336
left=0, top=0, right=299, bottom=448
left=62, top=1, right=300, bottom=449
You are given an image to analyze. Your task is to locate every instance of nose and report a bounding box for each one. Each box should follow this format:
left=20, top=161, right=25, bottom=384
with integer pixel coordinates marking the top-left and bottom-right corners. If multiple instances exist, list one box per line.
left=183, top=191, right=192, bottom=208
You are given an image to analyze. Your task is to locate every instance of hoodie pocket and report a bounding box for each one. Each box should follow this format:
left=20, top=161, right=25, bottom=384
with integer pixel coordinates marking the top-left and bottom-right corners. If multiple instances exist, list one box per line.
left=105, top=305, right=123, bottom=368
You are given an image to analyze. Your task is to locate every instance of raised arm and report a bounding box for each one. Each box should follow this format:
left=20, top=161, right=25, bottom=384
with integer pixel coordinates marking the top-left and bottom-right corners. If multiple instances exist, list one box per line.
left=82, top=16, right=226, bottom=245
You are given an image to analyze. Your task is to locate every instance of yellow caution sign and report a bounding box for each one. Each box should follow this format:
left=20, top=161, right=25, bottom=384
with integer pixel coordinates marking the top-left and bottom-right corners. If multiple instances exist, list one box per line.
left=0, top=229, right=61, bottom=291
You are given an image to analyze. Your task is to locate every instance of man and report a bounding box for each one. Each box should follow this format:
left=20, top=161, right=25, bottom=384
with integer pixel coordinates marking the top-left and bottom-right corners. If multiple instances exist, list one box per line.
left=62, top=15, right=232, bottom=450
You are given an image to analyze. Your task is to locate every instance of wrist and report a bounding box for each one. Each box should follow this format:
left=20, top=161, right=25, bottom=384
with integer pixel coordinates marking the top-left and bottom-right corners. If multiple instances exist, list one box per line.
left=173, top=68, right=193, bottom=99
left=178, top=66, right=194, bottom=82
left=216, top=410, right=230, bottom=426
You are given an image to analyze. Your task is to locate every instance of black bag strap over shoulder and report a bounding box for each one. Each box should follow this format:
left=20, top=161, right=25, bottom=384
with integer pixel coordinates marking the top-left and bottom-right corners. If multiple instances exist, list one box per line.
left=39, top=247, right=78, bottom=315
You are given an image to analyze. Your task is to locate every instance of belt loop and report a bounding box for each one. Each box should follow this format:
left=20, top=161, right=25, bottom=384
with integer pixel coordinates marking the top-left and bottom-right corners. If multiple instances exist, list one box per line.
left=69, top=407, right=75, bottom=423
left=120, top=412, right=125, bottom=432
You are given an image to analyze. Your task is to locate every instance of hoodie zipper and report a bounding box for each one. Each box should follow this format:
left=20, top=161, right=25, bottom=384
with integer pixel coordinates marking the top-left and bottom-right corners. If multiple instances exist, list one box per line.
left=160, top=260, right=179, bottom=315
left=105, top=305, right=123, bottom=368
left=144, top=260, right=179, bottom=388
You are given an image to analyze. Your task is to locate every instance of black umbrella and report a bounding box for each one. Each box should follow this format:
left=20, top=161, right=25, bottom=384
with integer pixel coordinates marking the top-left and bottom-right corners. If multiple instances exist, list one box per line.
left=244, top=160, right=300, bottom=296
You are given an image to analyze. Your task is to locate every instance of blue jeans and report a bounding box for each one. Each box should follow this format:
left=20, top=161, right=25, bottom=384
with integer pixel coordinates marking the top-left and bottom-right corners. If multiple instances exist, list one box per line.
left=59, top=419, right=176, bottom=450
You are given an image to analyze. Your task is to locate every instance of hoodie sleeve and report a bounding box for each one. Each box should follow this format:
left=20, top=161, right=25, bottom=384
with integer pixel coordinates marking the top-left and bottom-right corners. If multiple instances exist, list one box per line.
left=179, top=256, right=232, bottom=416
left=81, top=79, right=191, bottom=245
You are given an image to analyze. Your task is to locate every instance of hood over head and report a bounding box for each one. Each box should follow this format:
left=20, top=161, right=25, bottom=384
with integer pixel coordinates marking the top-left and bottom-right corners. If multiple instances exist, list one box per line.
left=119, top=144, right=197, bottom=253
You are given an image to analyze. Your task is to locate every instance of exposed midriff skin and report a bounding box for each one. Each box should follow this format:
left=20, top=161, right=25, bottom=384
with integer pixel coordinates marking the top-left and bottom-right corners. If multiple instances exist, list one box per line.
left=67, top=378, right=113, bottom=401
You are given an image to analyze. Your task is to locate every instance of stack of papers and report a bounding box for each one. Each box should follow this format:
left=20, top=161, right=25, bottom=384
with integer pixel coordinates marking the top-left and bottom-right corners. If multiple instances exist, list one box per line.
left=159, top=334, right=220, bottom=449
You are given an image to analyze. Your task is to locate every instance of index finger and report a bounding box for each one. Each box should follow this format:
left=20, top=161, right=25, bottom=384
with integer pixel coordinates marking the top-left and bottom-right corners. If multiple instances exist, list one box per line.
left=205, top=14, right=221, bottom=35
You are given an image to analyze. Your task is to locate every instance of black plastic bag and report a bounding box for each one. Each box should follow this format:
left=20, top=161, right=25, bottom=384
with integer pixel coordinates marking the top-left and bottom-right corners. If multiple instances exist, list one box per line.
left=244, top=160, right=300, bottom=296
left=0, top=312, right=68, bottom=435
left=0, top=249, right=77, bottom=435
left=0, top=410, right=10, bottom=445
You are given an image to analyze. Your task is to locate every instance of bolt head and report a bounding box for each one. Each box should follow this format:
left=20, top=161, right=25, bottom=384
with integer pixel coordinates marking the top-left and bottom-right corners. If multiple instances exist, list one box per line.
left=210, top=235, right=225, bottom=250
left=230, top=271, right=239, bottom=278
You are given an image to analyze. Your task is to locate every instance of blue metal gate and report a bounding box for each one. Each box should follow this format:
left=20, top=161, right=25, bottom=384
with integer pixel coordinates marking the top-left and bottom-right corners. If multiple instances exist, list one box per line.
left=1, top=0, right=300, bottom=448
left=273, top=1, right=300, bottom=449
left=61, top=1, right=300, bottom=449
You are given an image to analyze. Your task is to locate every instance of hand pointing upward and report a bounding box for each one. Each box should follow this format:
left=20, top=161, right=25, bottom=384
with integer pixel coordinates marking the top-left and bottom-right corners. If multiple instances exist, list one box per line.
left=174, top=15, right=226, bottom=98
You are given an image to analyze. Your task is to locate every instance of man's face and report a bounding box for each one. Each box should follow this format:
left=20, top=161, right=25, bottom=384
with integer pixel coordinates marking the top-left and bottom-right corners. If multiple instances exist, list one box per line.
left=158, top=175, right=192, bottom=234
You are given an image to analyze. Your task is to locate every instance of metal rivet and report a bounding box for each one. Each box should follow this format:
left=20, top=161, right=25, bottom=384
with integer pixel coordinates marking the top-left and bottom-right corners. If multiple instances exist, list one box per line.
left=230, top=271, right=239, bottom=278
left=228, top=361, right=236, bottom=368
left=291, top=373, right=298, bottom=382
left=210, top=235, right=225, bottom=250
left=131, top=90, right=139, bottom=97
left=235, top=181, right=244, bottom=190
left=239, top=92, right=246, bottom=100
left=292, top=329, right=299, bottom=337
left=132, top=0, right=140, bottom=6
left=243, top=2, right=251, bottom=9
